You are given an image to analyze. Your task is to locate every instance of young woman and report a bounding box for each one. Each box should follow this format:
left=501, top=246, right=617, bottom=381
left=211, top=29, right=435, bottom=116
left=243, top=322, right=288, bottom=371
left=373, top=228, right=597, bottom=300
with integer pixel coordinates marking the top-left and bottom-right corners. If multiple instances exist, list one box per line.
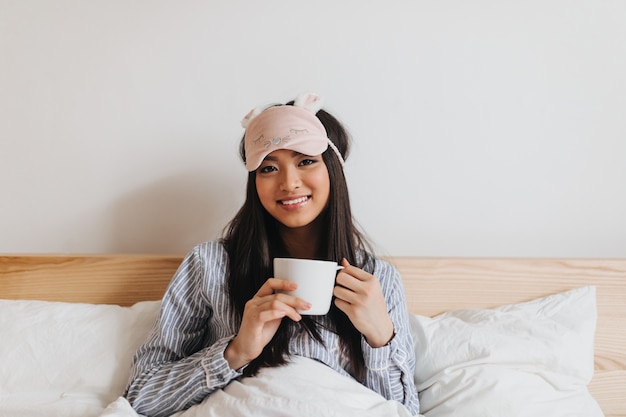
left=124, top=93, right=419, bottom=416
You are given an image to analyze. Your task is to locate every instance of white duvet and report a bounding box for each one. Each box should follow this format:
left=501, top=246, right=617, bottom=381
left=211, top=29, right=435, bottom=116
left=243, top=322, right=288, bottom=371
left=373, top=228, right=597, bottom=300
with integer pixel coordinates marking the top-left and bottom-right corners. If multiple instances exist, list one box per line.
left=1, top=287, right=603, bottom=417
left=100, top=356, right=419, bottom=417
left=0, top=299, right=418, bottom=417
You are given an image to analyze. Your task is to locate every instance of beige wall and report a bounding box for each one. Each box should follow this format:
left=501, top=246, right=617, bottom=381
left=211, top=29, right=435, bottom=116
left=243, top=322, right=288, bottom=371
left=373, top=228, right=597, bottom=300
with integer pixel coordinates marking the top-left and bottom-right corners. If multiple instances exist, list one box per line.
left=1, top=0, right=625, bottom=257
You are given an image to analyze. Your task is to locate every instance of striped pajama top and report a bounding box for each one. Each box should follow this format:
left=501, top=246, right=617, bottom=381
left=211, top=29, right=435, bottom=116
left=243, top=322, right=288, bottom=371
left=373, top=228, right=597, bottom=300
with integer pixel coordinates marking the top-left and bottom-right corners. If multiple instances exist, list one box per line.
left=124, top=241, right=419, bottom=417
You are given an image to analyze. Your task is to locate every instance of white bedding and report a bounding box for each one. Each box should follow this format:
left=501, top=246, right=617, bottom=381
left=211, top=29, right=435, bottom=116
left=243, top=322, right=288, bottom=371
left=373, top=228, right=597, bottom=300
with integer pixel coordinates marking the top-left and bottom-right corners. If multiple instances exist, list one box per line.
left=411, top=285, right=603, bottom=417
left=0, top=286, right=601, bottom=417
left=0, top=299, right=160, bottom=417
left=100, top=356, right=419, bottom=417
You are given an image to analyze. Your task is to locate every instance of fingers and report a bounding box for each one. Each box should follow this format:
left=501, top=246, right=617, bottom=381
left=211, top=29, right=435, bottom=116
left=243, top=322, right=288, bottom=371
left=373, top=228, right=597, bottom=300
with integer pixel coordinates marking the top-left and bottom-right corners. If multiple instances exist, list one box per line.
left=335, top=265, right=375, bottom=300
left=231, top=278, right=313, bottom=367
left=338, top=258, right=373, bottom=282
left=333, top=284, right=359, bottom=306
left=334, top=278, right=368, bottom=311
left=333, top=260, right=394, bottom=346
left=252, top=278, right=311, bottom=320
left=255, top=277, right=298, bottom=297
left=253, top=294, right=310, bottom=322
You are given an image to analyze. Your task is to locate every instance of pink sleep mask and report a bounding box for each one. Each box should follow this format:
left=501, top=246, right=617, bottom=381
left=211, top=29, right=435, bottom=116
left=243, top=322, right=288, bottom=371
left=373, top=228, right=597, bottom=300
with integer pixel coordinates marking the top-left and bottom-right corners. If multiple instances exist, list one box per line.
left=241, top=93, right=344, bottom=171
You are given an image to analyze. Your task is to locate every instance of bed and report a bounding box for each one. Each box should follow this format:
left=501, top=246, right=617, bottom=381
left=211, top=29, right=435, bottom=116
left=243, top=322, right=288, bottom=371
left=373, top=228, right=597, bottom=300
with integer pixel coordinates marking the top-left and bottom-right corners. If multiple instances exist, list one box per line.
left=1, top=254, right=625, bottom=417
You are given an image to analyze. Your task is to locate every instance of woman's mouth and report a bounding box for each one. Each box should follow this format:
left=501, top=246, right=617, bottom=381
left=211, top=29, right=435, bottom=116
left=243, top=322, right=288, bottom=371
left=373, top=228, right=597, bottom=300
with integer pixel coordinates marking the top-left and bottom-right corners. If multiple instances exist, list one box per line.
left=279, top=196, right=310, bottom=206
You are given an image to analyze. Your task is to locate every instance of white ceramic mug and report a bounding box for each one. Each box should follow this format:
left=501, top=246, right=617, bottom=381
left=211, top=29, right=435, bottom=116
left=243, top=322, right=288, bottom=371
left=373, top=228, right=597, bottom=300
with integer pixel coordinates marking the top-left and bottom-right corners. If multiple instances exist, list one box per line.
left=273, top=258, right=343, bottom=315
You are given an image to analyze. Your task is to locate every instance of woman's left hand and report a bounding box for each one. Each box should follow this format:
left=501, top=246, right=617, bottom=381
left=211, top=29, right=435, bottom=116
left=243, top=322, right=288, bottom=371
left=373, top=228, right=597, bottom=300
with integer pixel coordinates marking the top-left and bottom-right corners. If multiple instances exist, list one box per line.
left=333, top=259, right=395, bottom=348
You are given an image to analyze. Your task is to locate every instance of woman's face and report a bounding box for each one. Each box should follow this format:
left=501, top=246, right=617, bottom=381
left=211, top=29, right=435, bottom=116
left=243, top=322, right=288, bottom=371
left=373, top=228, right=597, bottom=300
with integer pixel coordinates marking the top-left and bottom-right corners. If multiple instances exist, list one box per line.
left=255, top=149, right=330, bottom=230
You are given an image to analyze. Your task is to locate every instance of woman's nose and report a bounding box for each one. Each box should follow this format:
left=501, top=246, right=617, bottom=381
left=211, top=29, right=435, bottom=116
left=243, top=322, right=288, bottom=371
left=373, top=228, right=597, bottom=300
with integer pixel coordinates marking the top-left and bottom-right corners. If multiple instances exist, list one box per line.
left=280, top=166, right=301, bottom=191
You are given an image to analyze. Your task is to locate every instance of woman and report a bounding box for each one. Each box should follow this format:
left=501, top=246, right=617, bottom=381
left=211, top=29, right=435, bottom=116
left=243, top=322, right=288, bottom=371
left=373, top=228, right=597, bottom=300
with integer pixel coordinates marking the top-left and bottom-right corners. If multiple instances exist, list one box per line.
left=125, top=93, right=419, bottom=416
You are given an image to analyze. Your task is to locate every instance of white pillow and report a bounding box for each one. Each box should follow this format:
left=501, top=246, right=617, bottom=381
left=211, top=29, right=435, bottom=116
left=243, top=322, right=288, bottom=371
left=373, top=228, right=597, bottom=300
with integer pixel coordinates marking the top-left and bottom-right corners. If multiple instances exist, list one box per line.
left=410, top=286, right=604, bottom=417
left=0, top=298, right=160, bottom=416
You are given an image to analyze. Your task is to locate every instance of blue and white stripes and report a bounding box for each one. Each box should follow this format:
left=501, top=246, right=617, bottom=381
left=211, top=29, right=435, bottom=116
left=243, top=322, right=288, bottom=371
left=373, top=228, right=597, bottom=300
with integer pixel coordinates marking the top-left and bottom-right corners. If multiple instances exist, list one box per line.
left=125, top=241, right=419, bottom=417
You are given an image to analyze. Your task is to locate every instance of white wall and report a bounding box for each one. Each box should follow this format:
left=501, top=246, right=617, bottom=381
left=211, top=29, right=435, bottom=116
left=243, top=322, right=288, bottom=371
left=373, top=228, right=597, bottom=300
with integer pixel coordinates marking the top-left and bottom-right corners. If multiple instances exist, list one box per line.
left=1, top=0, right=625, bottom=257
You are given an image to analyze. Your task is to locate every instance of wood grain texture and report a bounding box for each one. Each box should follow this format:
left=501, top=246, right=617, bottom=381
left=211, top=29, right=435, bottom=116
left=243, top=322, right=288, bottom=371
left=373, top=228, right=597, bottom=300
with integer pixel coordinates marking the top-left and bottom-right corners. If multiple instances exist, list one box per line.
left=0, top=255, right=181, bottom=306
left=1, top=255, right=624, bottom=416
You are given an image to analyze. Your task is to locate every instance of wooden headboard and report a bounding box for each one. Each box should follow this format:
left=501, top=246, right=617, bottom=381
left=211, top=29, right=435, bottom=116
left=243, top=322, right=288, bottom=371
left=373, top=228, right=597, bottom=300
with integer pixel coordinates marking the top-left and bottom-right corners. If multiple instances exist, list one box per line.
left=1, top=255, right=625, bottom=416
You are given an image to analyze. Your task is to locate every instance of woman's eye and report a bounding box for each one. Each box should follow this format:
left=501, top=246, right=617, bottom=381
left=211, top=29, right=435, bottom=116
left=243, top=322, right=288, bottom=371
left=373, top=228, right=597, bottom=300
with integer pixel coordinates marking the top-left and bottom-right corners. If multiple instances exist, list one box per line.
left=258, top=165, right=277, bottom=174
left=299, top=158, right=317, bottom=166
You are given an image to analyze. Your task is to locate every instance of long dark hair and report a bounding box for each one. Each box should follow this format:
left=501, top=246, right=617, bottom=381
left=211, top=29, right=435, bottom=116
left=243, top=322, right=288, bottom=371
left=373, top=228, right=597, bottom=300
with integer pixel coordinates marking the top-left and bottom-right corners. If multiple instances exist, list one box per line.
left=221, top=102, right=374, bottom=381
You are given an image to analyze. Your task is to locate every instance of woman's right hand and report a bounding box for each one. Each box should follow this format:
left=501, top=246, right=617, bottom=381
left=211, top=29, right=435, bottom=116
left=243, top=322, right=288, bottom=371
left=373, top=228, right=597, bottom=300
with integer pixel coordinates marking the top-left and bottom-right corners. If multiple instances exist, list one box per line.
left=224, top=278, right=311, bottom=370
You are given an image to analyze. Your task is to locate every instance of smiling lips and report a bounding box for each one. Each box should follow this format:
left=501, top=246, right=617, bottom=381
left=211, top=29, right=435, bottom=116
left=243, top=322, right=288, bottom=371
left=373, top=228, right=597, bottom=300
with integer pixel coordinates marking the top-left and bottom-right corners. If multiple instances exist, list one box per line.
left=280, top=196, right=310, bottom=207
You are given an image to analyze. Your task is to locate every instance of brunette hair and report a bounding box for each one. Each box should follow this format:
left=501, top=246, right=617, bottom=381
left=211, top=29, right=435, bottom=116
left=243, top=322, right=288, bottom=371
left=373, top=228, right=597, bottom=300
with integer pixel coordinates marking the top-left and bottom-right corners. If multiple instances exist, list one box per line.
left=221, top=103, right=374, bottom=380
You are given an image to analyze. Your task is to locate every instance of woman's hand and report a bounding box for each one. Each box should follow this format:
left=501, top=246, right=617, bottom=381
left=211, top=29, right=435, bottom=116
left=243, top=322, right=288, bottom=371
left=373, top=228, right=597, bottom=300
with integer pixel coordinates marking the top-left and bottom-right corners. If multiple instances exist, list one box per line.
left=225, top=278, right=311, bottom=370
left=333, top=259, right=394, bottom=348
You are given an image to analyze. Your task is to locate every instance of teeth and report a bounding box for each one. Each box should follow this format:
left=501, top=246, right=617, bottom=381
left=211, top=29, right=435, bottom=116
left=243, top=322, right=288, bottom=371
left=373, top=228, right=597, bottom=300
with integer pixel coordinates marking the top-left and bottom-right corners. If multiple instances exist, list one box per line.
left=281, top=196, right=308, bottom=205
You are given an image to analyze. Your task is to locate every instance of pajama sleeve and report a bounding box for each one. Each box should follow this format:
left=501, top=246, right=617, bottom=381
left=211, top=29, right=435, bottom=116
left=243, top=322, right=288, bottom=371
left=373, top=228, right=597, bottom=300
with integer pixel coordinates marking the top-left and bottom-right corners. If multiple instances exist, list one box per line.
left=361, top=260, right=420, bottom=415
left=125, top=245, right=241, bottom=417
